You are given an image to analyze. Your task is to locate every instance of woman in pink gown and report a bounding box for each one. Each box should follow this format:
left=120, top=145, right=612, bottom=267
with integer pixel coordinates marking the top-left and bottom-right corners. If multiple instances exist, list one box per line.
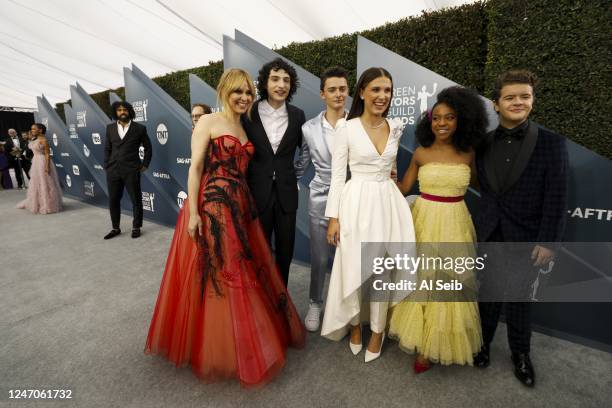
left=16, top=123, right=63, bottom=214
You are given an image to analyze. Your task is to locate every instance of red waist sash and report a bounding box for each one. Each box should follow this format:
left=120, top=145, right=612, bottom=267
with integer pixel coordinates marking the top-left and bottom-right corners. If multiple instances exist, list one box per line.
left=420, top=193, right=464, bottom=203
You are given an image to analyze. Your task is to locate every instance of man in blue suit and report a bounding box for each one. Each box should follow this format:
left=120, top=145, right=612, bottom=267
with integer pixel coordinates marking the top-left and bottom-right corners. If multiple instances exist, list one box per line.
left=473, top=70, right=569, bottom=387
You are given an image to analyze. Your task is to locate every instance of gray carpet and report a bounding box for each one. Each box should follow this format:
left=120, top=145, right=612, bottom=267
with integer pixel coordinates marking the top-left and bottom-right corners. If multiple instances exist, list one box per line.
left=1, top=189, right=611, bottom=408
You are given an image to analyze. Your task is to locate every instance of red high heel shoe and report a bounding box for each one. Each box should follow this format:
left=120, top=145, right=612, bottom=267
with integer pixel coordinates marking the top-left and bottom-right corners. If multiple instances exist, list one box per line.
left=414, top=358, right=431, bottom=374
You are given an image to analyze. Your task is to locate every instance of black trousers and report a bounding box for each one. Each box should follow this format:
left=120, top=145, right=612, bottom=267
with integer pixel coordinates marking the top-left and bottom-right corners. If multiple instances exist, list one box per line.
left=258, top=186, right=296, bottom=287
left=479, top=301, right=532, bottom=353
left=106, top=169, right=143, bottom=230
left=21, top=158, right=31, bottom=179
left=478, top=225, right=535, bottom=354
left=11, top=159, right=24, bottom=187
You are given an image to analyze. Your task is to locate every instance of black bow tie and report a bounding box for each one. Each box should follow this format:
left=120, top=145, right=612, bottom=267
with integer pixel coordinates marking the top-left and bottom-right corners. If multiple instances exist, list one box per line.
left=496, top=121, right=529, bottom=140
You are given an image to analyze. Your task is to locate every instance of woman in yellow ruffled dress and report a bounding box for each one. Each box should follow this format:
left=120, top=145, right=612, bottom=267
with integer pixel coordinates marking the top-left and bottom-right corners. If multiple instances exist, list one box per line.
left=389, top=86, right=488, bottom=373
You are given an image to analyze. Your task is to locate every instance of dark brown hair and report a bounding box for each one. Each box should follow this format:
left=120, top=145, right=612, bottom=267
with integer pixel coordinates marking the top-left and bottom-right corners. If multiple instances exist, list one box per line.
left=191, top=103, right=212, bottom=114
left=256, top=58, right=299, bottom=103
left=492, top=69, right=538, bottom=102
left=320, top=66, right=349, bottom=91
left=347, top=67, right=393, bottom=120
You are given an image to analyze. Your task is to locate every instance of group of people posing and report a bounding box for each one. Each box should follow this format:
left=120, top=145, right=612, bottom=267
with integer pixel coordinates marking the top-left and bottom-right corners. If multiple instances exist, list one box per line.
left=144, top=59, right=568, bottom=389
left=10, top=56, right=567, bottom=389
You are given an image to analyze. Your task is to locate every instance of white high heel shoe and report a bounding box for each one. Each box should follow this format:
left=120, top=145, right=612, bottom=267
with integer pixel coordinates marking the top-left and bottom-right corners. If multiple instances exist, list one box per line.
left=349, top=326, right=362, bottom=355
left=364, top=332, right=385, bottom=363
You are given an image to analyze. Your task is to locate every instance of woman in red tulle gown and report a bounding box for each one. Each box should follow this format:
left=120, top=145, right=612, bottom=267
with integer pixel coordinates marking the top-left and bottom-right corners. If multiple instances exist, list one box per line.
left=145, top=68, right=305, bottom=388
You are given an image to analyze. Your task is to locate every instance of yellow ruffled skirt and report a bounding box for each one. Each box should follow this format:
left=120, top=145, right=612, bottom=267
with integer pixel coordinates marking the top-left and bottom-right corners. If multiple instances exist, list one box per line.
left=389, top=182, right=482, bottom=365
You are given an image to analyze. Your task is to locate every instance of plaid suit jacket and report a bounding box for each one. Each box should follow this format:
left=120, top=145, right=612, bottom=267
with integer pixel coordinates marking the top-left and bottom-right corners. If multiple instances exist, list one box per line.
left=474, top=121, right=569, bottom=243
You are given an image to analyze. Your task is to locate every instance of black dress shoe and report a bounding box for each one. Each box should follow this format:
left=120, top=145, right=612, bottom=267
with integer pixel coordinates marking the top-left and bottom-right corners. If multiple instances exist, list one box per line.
left=131, top=228, right=141, bottom=238
left=473, top=344, right=490, bottom=368
left=104, top=229, right=121, bottom=240
left=511, top=352, right=535, bottom=387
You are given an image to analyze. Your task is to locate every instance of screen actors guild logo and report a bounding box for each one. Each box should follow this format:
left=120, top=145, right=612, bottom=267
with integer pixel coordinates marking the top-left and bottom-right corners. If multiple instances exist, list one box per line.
left=139, top=146, right=145, bottom=161
left=133, top=99, right=149, bottom=122
left=52, top=133, right=58, bottom=146
left=142, top=191, right=155, bottom=212
left=156, top=123, right=169, bottom=145
left=92, top=133, right=101, bottom=145
left=177, top=191, right=187, bottom=209
left=66, top=174, right=72, bottom=187
left=83, top=144, right=90, bottom=157
left=76, top=110, right=87, bottom=127
left=388, top=82, right=438, bottom=126
left=69, top=124, right=78, bottom=139
left=84, top=181, right=95, bottom=197
left=72, top=165, right=80, bottom=175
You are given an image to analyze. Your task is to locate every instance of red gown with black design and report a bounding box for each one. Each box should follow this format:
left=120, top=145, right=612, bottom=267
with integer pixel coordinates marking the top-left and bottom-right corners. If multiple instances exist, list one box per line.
left=145, top=134, right=305, bottom=388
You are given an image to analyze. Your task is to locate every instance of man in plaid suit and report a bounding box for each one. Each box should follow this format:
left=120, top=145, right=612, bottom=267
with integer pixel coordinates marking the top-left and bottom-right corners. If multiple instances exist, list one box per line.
left=473, top=70, right=569, bottom=387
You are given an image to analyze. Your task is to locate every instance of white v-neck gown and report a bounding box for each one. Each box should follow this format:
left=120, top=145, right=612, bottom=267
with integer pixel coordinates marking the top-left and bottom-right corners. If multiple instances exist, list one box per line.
left=321, top=117, right=416, bottom=341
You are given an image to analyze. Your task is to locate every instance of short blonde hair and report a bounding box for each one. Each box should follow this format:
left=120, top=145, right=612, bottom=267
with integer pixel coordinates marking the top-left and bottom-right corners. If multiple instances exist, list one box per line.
left=217, top=68, right=256, bottom=116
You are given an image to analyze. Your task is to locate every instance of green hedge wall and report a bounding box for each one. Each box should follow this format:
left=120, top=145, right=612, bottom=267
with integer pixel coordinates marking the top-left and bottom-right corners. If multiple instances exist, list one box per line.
left=485, top=0, right=612, bottom=159
left=56, top=0, right=611, bottom=159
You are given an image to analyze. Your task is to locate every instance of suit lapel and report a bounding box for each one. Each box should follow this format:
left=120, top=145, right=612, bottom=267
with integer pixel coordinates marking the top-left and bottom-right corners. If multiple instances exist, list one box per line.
left=322, top=116, right=333, bottom=159
left=117, top=122, right=134, bottom=146
left=251, top=101, right=275, bottom=156
left=110, top=123, right=121, bottom=145
left=501, top=121, right=538, bottom=194
left=276, top=105, right=295, bottom=154
left=483, top=131, right=500, bottom=194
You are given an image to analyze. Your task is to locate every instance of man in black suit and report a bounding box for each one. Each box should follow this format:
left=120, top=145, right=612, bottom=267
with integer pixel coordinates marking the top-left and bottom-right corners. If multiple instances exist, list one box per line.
left=103, top=101, right=152, bottom=239
left=242, top=58, right=306, bottom=286
left=1, top=128, right=27, bottom=188
left=473, top=70, right=569, bottom=387
left=19, top=131, right=32, bottom=179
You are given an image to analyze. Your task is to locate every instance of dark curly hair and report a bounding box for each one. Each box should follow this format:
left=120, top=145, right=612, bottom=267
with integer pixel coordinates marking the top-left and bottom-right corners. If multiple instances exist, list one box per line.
left=33, top=123, right=46, bottom=134
left=110, top=101, right=136, bottom=120
left=256, top=58, right=299, bottom=103
left=415, top=86, right=488, bottom=152
left=492, top=69, right=538, bottom=102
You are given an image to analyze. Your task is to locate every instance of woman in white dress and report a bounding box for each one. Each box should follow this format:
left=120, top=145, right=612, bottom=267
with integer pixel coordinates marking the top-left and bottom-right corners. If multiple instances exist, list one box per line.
left=322, top=67, right=416, bottom=362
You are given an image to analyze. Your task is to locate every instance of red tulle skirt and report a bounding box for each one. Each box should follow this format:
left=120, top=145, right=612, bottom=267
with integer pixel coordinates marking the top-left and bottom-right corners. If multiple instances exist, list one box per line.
left=145, top=198, right=306, bottom=388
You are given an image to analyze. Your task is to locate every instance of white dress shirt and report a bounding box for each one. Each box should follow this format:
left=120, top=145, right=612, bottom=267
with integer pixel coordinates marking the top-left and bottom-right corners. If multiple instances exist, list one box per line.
left=258, top=100, right=288, bottom=153
left=117, top=121, right=132, bottom=140
left=11, top=136, right=20, bottom=151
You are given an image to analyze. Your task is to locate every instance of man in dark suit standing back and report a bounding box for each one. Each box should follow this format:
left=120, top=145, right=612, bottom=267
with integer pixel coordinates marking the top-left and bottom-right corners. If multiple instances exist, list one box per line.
left=103, top=101, right=152, bottom=240
left=242, top=58, right=306, bottom=286
left=1, top=128, right=27, bottom=188
left=473, top=70, right=569, bottom=387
